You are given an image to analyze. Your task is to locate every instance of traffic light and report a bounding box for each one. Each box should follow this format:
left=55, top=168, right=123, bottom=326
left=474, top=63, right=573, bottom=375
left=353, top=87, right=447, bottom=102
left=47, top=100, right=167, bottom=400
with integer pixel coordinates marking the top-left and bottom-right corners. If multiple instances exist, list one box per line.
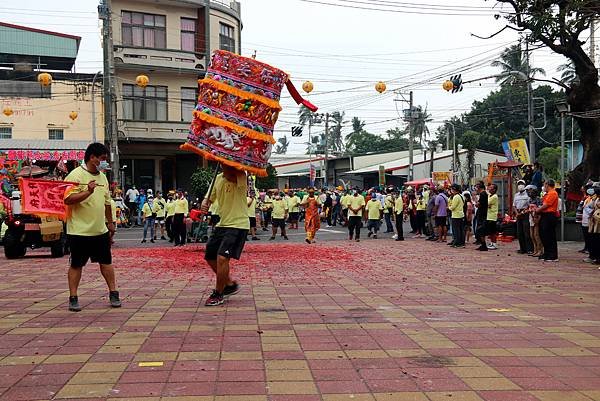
left=291, top=126, right=303, bottom=137
left=443, top=74, right=463, bottom=93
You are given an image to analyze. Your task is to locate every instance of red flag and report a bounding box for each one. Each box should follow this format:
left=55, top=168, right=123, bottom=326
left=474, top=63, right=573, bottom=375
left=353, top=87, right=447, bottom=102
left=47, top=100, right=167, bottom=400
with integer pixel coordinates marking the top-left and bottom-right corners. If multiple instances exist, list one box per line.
left=19, top=178, right=77, bottom=219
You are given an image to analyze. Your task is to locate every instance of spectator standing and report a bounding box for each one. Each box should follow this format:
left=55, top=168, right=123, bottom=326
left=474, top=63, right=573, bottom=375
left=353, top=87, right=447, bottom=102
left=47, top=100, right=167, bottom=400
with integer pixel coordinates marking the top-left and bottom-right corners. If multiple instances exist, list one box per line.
left=448, top=184, right=465, bottom=248
left=366, top=195, right=383, bottom=239
left=141, top=195, right=156, bottom=243
left=347, top=189, right=366, bottom=242
left=173, top=189, right=189, bottom=246
left=154, top=191, right=167, bottom=240
left=486, top=184, right=499, bottom=250
left=475, top=181, right=489, bottom=251
left=536, top=179, right=559, bottom=262
left=434, top=187, right=448, bottom=243
left=531, top=162, right=544, bottom=191
left=514, top=180, right=533, bottom=254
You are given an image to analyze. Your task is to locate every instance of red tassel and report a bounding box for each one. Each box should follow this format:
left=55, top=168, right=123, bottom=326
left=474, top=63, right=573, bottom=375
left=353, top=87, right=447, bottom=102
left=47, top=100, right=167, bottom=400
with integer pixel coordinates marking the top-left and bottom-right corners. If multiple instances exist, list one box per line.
left=285, top=80, right=318, bottom=112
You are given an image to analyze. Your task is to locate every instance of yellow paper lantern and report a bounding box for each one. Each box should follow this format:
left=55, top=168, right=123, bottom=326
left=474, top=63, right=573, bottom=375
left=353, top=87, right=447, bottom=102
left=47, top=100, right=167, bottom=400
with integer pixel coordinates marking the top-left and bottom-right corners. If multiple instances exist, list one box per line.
left=136, top=74, right=149, bottom=88
left=69, top=111, right=78, bottom=121
left=2, top=107, right=13, bottom=117
left=37, top=72, right=52, bottom=87
left=442, top=80, right=454, bottom=91
left=375, top=81, right=386, bottom=93
left=302, top=81, right=314, bottom=94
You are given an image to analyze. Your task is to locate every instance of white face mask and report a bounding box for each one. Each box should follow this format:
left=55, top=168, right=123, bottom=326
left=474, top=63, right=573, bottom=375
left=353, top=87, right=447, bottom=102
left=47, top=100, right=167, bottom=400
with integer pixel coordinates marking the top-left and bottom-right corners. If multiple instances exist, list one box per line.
left=518, top=185, right=525, bottom=192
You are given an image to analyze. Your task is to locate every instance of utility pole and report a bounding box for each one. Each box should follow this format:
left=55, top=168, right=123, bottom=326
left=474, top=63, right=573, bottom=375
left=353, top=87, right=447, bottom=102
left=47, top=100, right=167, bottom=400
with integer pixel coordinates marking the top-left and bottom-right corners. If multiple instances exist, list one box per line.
left=407, top=91, right=414, bottom=181
left=324, top=112, right=329, bottom=187
left=525, top=38, right=535, bottom=163
left=590, top=19, right=596, bottom=66
left=99, top=0, right=119, bottom=182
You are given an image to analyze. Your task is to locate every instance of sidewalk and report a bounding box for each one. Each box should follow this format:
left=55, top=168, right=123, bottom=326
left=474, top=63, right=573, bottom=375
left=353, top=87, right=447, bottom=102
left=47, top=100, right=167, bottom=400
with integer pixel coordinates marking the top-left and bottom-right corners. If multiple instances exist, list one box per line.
left=0, top=238, right=599, bottom=401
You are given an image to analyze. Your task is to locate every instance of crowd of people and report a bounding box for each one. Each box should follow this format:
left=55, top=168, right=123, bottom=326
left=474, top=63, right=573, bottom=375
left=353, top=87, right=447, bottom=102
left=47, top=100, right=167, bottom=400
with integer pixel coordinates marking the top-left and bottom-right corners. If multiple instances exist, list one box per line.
left=577, top=181, right=600, bottom=266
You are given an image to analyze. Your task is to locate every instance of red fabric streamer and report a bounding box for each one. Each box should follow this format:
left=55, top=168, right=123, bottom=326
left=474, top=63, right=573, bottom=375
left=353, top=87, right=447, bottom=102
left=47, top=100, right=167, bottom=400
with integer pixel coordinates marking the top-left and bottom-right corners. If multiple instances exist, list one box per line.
left=19, top=178, right=77, bottom=219
left=285, top=80, right=318, bottom=112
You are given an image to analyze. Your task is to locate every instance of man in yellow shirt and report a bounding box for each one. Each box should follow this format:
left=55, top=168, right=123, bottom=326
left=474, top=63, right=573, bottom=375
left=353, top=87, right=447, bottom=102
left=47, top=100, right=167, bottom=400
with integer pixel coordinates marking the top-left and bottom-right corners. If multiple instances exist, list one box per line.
left=173, top=189, right=189, bottom=246
left=287, top=191, right=301, bottom=229
left=141, top=195, right=156, bottom=243
left=394, top=191, right=405, bottom=241
left=448, top=184, right=465, bottom=247
left=201, top=165, right=250, bottom=306
left=153, top=191, right=167, bottom=241
left=247, top=195, right=259, bottom=241
left=261, top=190, right=273, bottom=231
left=486, top=184, right=499, bottom=250
left=347, top=189, right=366, bottom=242
left=270, top=192, right=289, bottom=240
left=366, top=194, right=384, bottom=239
left=165, top=194, right=176, bottom=242
left=64, top=142, right=120, bottom=312
left=383, top=190, right=394, bottom=233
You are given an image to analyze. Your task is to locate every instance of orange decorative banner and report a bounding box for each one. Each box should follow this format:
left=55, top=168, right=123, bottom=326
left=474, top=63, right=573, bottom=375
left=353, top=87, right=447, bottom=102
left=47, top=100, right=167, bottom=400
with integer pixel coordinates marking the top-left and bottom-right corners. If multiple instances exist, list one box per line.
left=19, top=178, right=77, bottom=219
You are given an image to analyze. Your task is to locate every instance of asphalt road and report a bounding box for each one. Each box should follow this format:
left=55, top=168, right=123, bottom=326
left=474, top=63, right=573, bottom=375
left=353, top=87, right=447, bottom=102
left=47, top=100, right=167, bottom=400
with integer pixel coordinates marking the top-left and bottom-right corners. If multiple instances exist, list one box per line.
left=113, top=220, right=409, bottom=248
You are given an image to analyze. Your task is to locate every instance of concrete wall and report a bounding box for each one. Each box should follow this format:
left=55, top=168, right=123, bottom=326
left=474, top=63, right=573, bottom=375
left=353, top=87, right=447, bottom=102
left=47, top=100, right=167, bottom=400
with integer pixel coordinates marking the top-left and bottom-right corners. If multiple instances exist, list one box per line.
left=0, top=80, right=103, bottom=142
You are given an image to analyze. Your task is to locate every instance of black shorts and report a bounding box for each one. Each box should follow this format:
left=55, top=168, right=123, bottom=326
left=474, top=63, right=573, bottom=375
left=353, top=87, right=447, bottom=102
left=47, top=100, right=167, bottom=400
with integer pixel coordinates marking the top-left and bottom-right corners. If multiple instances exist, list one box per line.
left=68, top=233, right=112, bottom=268
left=435, top=216, right=447, bottom=227
left=272, top=218, right=286, bottom=229
left=249, top=217, right=257, bottom=228
left=289, top=212, right=299, bottom=221
left=486, top=220, right=497, bottom=235
left=205, top=227, right=248, bottom=261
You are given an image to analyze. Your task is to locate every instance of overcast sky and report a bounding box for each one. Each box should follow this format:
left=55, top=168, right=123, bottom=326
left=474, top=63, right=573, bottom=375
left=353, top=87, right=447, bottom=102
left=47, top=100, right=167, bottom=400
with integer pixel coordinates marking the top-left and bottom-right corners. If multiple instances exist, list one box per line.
left=2, top=0, right=589, bottom=153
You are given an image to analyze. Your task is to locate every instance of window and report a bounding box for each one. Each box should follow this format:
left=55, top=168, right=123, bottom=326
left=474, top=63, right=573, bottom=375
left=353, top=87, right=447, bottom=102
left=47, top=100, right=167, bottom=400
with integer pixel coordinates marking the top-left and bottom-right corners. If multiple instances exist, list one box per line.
left=0, top=127, right=11, bottom=139
left=181, top=18, right=196, bottom=52
left=181, top=87, right=197, bottom=122
left=219, top=23, right=235, bottom=52
left=122, top=84, right=168, bottom=121
left=121, top=11, right=166, bottom=49
left=48, top=129, right=64, bottom=140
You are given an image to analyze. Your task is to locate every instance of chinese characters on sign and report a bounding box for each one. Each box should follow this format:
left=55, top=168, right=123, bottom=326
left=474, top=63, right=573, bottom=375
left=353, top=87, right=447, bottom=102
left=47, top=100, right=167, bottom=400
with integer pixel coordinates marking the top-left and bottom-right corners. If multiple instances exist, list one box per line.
left=502, top=139, right=531, bottom=165
left=6, top=150, right=85, bottom=161
left=432, top=171, right=453, bottom=186
left=19, top=178, right=77, bottom=219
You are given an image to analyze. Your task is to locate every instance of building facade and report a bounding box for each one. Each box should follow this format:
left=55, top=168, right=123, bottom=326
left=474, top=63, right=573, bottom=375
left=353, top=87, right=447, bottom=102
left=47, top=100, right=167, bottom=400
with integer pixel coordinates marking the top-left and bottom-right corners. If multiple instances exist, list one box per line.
left=110, top=0, right=242, bottom=192
left=0, top=23, right=103, bottom=172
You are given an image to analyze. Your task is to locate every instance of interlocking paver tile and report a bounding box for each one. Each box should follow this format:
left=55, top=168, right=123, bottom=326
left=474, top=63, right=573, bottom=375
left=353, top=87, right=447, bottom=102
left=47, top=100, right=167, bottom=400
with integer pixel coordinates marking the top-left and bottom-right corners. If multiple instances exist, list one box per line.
left=0, top=240, right=598, bottom=400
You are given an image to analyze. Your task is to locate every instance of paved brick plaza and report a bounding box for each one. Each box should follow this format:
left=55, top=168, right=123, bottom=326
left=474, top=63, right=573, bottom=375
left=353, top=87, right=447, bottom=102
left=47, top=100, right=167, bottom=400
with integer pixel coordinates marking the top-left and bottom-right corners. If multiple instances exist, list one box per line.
left=0, top=239, right=599, bottom=401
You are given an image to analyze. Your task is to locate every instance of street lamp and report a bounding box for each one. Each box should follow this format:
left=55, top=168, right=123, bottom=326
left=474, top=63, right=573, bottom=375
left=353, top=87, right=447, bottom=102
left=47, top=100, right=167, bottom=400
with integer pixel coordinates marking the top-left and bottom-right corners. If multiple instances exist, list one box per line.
left=556, top=100, right=570, bottom=242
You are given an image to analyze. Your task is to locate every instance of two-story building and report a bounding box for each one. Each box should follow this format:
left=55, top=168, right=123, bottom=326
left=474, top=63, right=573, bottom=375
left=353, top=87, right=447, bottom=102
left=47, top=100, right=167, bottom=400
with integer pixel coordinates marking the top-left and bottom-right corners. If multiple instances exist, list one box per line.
left=111, top=0, right=242, bottom=192
left=0, top=22, right=103, bottom=173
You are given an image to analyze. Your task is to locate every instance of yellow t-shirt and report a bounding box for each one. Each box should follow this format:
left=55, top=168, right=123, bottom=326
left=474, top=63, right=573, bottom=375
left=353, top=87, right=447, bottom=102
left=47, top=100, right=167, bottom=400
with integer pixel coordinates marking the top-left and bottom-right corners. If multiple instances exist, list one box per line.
left=209, top=172, right=250, bottom=230
left=449, top=194, right=464, bottom=219
left=263, top=195, right=273, bottom=210
left=366, top=199, right=383, bottom=220
left=154, top=198, right=166, bottom=218
left=142, top=202, right=154, bottom=218
left=174, top=197, right=188, bottom=215
left=209, top=199, right=220, bottom=215
left=394, top=197, right=404, bottom=215
left=247, top=197, right=256, bottom=218
left=271, top=199, right=288, bottom=219
left=64, top=166, right=110, bottom=236
left=166, top=201, right=176, bottom=217
left=347, top=195, right=366, bottom=217
left=288, top=195, right=301, bottom=213
left=110, top=199, right=117, bottom=222
left=416, top=199, right=427, bottom=211
left=487, top=193, right=499, bottom=221
left=384, top=195, right=393, bottom=213
left=423, top=190, right=430, bottom=204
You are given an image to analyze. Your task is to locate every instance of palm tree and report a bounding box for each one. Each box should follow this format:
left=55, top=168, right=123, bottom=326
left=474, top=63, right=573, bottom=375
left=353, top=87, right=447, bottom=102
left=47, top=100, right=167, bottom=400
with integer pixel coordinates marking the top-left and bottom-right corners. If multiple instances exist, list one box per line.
left=557, top=61, right=578, bottom=84
left=345, top=117, right=366, bottom=152
left=298, top=105, right=313, bottom=127
left=274, top=136, right=289, bottom=154
left=328, top=111, right=346, bottom=154
left=491, top=44, right=545, bottom=85
left=412, top=105, right=432, bottom=147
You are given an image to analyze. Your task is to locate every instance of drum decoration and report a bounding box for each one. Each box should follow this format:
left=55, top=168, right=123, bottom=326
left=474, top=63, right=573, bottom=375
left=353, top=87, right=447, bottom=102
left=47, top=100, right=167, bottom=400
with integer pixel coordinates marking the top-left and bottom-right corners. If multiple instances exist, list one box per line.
left=182, top=50, right=317, bottom=177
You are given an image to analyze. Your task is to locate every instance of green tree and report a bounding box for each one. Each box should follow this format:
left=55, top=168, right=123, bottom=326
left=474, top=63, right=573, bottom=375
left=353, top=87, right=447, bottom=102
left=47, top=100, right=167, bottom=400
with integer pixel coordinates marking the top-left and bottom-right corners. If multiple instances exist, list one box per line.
left=346, top=117, right=366, bottom=143
left=557, top=61, right=578, bottom=85
left=275, top=136, right=289, bottom=154
left=491, top=44, right=545, bottom=86
left=412, top=105, right=432, bottom=147
left=189, top=167, right=214, bottom=199
left=490, top=0, right=600, bottom=190
left=461, top=130, right=481, bottom=183
left=255, top=163, right=277, bottom=190
left=329, top=111, right=345, bottom=153
left=537, top=146, right=562, bottom=180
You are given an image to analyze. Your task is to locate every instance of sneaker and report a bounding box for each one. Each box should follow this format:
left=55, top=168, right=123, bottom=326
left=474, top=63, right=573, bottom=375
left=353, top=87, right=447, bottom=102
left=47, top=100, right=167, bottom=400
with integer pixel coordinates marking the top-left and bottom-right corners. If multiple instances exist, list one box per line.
left=487, top=244, right=498, bottom=250
left=69, top=296, right=81, bottom=312
left=392, top=234, right=398, bottom=239
left=543, top=258, right=559, bottom=263
left=109, top=291, right=122, bottom=308
left=368, top=231, right=373, bottom=238
left=355, top=239, right=360, bottom=242
left=283, top=236, right=289, bottom=240
left=150, top=239, right=155, bottom=243
left=205, top=290, right=224, bottom=306
left=223, top=282, right=240, bottom=298
left=141, top=239, right=147, bottom=243
left=476, top=245, right=488, bottom=251
left=306, top=238, right=311, bottom=244
left=373, top=234, right=377, bottom=239
left=161, top=236, right=167, bottom=240
left=269, top=236, right=275, bottom=240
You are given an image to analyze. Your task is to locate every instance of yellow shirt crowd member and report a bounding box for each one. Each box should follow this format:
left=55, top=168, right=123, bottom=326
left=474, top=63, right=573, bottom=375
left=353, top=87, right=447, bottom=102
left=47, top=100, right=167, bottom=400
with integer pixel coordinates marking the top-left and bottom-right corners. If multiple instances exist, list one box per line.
left=209, top=173, right=250, bottom=230
left=166, top=200, right=176, bottom=217
left=65, top=166, right=111, bottom=236
left=448, top=194, right=464, bottom=219
left=366, top=199, right=383, bottom=220
left=416, top=198, right=427, bottom=211
left=174, top=196, right=189, bottom=216
left=347, top=194, right=366, bottom=217
left=247, top=197, right=257, bottom=218
left=394, top=196, right=404, bottom=215
left=154, top=197, right=167, bottom=218
left=487, top=193, right=499, bottom=221
left=141, top=201, right=154, bottom=218
left=384, top=195, right=393, bottom=214
left=340, top=194, right=349, bottom=210
left=209, top=199, right=220, bottom=215
left=287, top=195, right=301, bottom=213
left=271, top=198, right=288, bottom=219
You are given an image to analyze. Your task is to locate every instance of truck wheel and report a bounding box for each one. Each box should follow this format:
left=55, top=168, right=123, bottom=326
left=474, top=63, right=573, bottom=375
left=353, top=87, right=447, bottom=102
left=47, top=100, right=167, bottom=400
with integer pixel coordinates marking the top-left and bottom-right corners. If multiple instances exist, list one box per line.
left=4, top=230, right=26, bottom=259
left=51, top=234, right=66, bottom=258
